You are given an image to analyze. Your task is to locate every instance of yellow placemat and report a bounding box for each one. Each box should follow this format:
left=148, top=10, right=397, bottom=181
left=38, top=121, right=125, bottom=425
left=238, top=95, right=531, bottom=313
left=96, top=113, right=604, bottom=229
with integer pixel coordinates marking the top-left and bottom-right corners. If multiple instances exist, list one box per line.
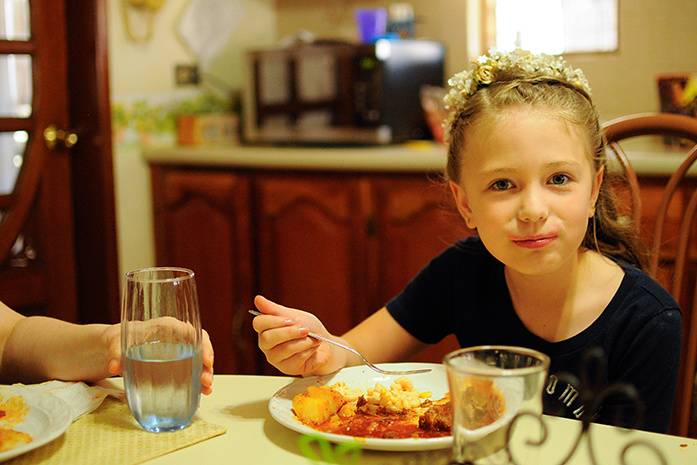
left=10, top=398, right=226, bottom=465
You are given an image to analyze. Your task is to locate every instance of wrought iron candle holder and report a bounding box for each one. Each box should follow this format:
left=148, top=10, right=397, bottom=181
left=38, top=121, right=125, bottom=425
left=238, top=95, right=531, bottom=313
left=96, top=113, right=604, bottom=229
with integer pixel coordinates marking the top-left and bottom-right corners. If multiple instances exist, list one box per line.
left=453, top=347, right=668, bottom=465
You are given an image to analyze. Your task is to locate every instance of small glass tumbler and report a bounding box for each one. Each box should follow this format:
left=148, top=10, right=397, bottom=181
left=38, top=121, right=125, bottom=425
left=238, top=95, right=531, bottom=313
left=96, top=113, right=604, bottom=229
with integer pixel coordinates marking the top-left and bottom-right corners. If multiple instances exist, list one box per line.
left=444, top=346, right=550, bottom=464
left=121, top=267, right=202, bottom=433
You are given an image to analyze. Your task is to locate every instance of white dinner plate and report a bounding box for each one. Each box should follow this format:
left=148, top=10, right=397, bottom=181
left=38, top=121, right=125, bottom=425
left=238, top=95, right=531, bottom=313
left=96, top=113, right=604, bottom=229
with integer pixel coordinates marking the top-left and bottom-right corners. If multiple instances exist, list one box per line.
left=268, top=362, right=452, bottom=451
left=0, top=387, right=72, bottom=462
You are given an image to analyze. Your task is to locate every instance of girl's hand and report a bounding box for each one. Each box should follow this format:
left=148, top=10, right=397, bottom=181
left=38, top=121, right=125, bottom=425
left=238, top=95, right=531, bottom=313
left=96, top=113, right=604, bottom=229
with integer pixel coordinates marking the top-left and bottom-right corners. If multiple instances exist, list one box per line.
left=252, top=295, right=347, bottom=377
left=103, top=323, right=215, bottom=395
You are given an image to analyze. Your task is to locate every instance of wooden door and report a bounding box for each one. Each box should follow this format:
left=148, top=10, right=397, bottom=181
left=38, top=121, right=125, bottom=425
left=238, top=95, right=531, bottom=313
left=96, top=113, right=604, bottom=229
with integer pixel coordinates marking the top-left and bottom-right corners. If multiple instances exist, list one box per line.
left=371, top=174, right=473, bottom=362
left=151, top=167, right=256, bottom=374
left=0, top=0, right=77, bottom=319
left=65, top=0, right=120, bottom=324
left=255, top=173, right=371, bottom=366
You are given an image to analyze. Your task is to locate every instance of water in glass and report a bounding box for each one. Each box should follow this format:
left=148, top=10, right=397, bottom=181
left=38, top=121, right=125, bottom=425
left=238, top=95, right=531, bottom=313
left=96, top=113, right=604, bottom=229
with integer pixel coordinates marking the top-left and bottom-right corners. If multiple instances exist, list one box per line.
left=121, top=267, right=202, bottom=433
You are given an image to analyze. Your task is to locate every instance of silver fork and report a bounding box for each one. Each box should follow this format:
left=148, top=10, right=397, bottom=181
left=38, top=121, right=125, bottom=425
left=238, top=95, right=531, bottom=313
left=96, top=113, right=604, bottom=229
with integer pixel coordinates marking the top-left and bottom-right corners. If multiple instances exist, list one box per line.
left=248, top=309, right=431, bottom=375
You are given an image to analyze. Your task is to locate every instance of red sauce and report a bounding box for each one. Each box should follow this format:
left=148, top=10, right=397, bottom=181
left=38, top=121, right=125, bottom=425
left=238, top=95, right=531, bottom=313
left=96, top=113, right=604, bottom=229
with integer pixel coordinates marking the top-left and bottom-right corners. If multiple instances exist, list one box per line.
left=314, top=413, right=450, bottom=439
left=0, top=410, right=5, bottom=419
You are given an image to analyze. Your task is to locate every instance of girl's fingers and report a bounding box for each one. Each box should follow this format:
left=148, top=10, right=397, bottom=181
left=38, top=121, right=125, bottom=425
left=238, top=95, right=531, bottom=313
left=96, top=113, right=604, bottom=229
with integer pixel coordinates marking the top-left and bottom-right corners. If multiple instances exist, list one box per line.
left=278, top=345, right=322, bottom=375
left=252, top=314, right=295, bottom=334
left=265, top=336, right=320, bottom=365
left=254, top=295, right=295, bottom=317
left=303, top=349, right=330, bottom=374
left=258, top=325, right=311, bottom=352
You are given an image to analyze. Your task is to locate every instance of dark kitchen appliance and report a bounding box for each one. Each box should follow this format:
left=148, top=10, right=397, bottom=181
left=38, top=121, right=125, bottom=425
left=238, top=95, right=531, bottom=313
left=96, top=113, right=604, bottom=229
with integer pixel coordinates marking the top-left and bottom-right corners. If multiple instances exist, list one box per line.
left=246, top=39, right=445, bottom=145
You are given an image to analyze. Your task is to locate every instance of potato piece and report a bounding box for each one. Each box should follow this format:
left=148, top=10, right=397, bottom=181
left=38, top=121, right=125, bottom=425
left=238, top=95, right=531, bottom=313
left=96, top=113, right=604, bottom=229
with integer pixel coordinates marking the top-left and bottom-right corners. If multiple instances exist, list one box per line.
left=338, top=400, right=357, bottom=418
left=292, top=386, right=345, bottom=424
left=0, top=428, right=32, bottom=452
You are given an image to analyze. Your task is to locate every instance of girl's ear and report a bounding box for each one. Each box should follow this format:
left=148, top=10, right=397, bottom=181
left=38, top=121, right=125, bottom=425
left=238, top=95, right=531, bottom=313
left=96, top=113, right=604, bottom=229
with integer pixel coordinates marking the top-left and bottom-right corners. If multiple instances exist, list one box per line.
left=589, top=165, right=605, bottom=216
left=449, top=181, right=476, bottom=229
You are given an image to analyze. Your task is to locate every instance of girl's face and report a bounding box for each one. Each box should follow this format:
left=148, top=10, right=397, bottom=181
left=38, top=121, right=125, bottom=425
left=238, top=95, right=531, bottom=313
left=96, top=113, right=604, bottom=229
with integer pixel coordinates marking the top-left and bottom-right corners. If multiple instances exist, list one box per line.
left=450, top=107, right=603, bottom=276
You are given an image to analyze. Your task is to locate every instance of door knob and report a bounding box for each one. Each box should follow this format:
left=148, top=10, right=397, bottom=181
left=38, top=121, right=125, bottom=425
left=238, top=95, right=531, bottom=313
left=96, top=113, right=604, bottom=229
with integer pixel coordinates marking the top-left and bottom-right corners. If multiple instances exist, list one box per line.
left=43, top=125, right=78, bottom=150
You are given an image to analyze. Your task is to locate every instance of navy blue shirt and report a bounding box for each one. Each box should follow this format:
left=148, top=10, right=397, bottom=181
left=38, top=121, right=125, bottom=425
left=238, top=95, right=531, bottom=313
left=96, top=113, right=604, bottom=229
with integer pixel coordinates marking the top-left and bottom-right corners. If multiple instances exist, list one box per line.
left=386, top=236, right=682, bottom=433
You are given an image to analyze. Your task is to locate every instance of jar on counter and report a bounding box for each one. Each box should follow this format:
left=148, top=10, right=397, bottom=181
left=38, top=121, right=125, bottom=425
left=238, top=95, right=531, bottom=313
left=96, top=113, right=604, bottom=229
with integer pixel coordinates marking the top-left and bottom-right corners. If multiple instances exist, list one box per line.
left=387, top=3, right=415, bottom=39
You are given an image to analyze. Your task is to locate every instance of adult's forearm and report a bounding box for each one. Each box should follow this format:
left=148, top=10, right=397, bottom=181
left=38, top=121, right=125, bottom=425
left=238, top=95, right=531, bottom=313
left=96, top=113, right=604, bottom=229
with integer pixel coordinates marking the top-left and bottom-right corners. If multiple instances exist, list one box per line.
left=1, top=316, right=110, bottom=383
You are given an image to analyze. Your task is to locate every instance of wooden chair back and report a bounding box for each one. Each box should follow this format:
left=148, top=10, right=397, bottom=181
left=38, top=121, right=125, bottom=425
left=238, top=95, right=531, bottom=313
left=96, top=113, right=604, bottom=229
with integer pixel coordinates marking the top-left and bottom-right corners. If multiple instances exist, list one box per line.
left=602, top=112, right=697, bottom=437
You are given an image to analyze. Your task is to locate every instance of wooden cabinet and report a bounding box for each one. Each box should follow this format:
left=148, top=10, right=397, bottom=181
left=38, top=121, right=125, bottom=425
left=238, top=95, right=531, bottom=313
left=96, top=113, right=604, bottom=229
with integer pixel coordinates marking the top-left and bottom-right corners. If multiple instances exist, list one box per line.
left=255, top=174, right=371, bottom=344
left=151, top=168, right=257, bottom=374
left=372, top=175, right=466, bottom=302
left=150, top=166, right=472, bottom=373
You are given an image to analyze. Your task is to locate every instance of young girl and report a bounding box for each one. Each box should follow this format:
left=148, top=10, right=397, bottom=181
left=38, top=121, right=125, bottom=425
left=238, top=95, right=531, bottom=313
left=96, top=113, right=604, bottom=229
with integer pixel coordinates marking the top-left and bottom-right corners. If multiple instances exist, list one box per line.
left=251, top=50, right=682, bottom=433
left=0, top=300, right=215, bottom=394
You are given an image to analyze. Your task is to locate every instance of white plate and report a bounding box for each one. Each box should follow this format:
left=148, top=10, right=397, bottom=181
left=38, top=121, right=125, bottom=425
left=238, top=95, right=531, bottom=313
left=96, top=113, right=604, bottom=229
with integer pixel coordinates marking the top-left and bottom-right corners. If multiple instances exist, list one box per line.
left=0, top=387, right=72, bottom=462
left=268, top=362, right=452, bottom=451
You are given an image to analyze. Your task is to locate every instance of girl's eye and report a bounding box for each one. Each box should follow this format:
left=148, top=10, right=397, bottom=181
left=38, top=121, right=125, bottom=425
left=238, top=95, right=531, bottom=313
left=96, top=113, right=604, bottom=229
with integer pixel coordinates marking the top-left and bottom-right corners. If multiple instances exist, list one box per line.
left=489, top=179, right=513, bottom=191
left=549, top=174, right=570, bottom=185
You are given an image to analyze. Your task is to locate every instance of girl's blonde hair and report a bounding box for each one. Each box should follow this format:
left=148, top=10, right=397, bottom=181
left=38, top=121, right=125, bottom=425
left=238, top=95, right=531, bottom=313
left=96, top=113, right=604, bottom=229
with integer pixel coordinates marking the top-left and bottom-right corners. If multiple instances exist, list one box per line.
left=445, top=52, right=647, bottom=269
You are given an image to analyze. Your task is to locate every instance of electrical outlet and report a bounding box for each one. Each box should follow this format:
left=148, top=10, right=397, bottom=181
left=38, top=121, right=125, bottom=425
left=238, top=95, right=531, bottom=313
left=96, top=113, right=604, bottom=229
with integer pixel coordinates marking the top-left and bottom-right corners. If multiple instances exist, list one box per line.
left=175, top=64, right=199, bottom=85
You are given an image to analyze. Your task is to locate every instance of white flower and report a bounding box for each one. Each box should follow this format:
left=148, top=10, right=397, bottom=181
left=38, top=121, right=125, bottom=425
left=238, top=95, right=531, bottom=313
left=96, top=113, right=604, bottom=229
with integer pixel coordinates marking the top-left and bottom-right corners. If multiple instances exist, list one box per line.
left=442, top=49, right=592, bottom=140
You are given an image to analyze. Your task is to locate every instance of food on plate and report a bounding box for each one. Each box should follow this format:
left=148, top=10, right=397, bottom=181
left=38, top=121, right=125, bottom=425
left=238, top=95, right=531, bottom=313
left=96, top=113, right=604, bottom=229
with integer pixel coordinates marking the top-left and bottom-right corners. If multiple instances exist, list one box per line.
left=458, top=377, right=505, bottom=430
left=291, top=378, right=451, bottom=439
left=292, top=386, right=345, bottom=424
left=0, top=428, right=32, bottom=452
left=0, top=394, right=29, bottom=426
left=0, top=393, right=32, bottom=452
left=418, top=396, right=452, bottom=432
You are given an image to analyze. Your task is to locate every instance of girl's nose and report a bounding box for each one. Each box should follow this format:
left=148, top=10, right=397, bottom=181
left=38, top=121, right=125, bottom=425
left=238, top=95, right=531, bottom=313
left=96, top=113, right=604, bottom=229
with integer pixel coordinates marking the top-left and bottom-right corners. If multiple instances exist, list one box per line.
left=517, top=188, right=549, bottom=223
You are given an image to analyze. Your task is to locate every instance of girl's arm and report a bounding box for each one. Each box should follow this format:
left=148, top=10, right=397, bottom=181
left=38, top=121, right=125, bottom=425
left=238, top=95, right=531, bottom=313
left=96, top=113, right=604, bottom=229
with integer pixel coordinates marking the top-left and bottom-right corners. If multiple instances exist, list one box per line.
left=342, top=307, right=427, bottom=364
left=253, top=296, right=426, bottom=376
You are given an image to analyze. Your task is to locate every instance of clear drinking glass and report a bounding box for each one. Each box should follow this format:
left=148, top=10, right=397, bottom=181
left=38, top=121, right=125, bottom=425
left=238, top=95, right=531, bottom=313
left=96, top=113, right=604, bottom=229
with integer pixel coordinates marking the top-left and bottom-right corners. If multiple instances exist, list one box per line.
left=444, top=346, right=550, bottom=464
left=121, top=267, right=202, bottom=433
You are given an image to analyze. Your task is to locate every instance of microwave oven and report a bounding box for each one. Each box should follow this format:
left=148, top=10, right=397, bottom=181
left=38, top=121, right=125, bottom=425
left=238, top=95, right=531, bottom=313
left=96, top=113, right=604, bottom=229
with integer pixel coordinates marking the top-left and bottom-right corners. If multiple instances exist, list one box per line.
left=245, top=39, right=445, bottom=145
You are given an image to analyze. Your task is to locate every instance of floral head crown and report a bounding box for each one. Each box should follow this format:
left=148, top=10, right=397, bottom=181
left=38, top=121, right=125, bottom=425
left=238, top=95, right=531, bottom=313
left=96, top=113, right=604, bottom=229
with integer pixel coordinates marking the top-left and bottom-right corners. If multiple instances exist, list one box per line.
left=443, top=49, right=592, bottom=136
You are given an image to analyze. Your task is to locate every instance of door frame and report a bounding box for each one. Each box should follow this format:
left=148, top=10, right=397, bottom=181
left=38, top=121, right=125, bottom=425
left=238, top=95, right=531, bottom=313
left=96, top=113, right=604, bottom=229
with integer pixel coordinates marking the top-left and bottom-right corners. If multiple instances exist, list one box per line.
left=66, top=0, right=119, bottom=324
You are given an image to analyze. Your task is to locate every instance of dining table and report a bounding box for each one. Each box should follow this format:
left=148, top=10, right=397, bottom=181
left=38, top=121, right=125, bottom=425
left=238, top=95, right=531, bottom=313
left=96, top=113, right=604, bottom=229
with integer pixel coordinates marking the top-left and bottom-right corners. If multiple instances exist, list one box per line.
left=88, top=374, right=695, bottom=465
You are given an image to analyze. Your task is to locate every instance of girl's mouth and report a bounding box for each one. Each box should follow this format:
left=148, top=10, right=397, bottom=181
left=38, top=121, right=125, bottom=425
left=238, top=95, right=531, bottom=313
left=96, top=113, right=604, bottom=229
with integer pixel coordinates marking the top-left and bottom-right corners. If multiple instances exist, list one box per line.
left=511, top=235, right=557, bottom=249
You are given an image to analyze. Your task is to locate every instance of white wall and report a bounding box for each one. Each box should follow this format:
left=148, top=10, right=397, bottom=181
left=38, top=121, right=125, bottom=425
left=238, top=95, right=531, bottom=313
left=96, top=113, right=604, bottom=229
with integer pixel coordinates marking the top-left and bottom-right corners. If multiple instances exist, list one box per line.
left=107, top=0, right=276, bottom=277
left=567, top=0, right=697, bottom=120
left=275, top=0, right=697, bottom=121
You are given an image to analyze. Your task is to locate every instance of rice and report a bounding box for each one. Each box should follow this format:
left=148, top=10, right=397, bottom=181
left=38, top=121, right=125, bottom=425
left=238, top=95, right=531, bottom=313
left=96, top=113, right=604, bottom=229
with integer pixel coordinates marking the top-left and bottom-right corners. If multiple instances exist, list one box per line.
left=360, top=378, right=431, bottom=414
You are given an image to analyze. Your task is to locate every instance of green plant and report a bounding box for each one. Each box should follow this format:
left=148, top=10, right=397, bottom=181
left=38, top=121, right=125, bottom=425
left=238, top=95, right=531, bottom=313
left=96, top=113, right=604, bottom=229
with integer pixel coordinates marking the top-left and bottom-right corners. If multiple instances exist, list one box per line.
left=130, top=100, right=174, bottom=134
left=111, top=102, right=129, bottom=129
left=170, top=93, right=231, bottom=117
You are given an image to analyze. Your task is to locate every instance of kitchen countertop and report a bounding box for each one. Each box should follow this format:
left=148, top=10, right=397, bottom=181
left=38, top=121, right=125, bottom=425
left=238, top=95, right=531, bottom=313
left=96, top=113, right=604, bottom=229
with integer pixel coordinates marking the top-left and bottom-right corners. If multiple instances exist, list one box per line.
left=142, top=139, right=697, bottom=177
